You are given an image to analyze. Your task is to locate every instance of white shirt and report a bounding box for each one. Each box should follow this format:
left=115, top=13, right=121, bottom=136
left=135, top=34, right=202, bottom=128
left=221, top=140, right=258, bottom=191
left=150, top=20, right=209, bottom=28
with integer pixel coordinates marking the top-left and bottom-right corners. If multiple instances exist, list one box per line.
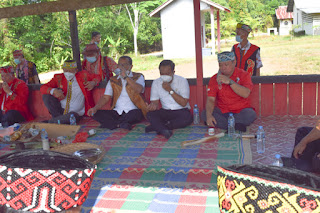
left=60, top=78, right=85, bottom=116
left=104, top=72, right=145, bottom=115
left=150, top=74, right=190, bottom=110
left=234, top=41, right=263, bottom=69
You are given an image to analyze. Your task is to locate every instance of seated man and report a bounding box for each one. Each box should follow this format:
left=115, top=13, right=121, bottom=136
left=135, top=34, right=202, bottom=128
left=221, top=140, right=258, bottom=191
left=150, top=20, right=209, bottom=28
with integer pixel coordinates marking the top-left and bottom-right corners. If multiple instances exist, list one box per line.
left=0, top=66, right=33, bottom=126
left=146, top=60, right=193, bottom=139
left=13, top=50, right=40, bottom=84
left=40, top=60, right=98, bottom=124
left=87, top=56, right=147, bottom=130
left=203, top=51, right=256, bottom=131
left=291, top=121, right=320, bottom=172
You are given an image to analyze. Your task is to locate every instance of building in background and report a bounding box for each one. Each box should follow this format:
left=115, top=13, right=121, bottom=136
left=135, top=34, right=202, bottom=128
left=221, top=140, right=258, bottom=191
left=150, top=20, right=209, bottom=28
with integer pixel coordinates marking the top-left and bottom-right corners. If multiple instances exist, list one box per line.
left=287, top=0, right=320, bottom=35
left=276, top=6, right=293, bottom=36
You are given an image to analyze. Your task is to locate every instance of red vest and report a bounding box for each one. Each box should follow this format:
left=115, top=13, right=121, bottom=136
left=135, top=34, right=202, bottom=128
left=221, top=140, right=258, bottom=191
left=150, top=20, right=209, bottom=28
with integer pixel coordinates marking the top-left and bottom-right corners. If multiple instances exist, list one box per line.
left=232, top=44, right=259, bottom=76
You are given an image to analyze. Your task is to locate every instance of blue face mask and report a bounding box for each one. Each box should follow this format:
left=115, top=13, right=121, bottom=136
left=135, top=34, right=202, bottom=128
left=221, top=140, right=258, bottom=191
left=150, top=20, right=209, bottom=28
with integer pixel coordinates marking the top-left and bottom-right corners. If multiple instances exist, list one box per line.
left=236, top=35, right=242, bottom=43
left=114, top=68, right=121, bottom=75
left=94, top=41, right=99, bottom=45
left=14, top=59, right=21, bottom=65
left=87, top=57, right=96, bottom=63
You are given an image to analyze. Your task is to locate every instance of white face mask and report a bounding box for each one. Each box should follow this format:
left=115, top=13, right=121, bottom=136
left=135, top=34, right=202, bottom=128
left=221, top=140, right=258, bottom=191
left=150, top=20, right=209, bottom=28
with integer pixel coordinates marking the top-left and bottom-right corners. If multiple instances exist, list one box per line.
left=87, top=57, right=97, bottom=63
left=236, top=35, right=243, bottom=42
left=114, top=68, right=121, bottom=75
left=160, top=75, right=172, bottom=82
left=64, top=72, right=75, bottom=81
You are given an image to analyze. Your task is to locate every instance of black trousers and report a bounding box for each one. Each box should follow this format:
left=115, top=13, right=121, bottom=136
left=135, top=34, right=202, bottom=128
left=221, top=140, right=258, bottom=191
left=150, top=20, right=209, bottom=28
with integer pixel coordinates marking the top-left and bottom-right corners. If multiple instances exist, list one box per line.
left=93, top=109, right=143, bottom=130
left=42, top=94, right=81, bottom=124
left=147, top=108, right=193, bottom=133
left=0, top=110, right=25, bottom=127
left=292, top=127, right=320, bottom=162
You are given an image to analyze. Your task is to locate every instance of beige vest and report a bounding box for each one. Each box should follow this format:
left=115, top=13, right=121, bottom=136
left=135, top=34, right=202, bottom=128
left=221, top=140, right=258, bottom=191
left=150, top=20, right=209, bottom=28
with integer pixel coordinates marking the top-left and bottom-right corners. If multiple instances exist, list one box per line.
left=110, top=72, right=148, bottom=118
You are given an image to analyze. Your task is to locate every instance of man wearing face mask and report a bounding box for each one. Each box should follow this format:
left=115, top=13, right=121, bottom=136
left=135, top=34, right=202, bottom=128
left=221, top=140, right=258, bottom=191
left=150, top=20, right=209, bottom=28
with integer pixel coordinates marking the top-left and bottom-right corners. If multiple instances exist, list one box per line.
left=40, top=60, right=98, bottom=124
left=87, top=56, right=147, bottom=130
left=82, top=43, right=118, bottom=82
left=231, top=23, right=263, bottom=76
left=0, top=66, right=34, bottom=127
left=145, top=60, right=192, bottom=139
left=90, top=32, right=101, bottom=45
left=203, top=52, right=256, bottom=131
left=12, top=50, right=40, bottom=84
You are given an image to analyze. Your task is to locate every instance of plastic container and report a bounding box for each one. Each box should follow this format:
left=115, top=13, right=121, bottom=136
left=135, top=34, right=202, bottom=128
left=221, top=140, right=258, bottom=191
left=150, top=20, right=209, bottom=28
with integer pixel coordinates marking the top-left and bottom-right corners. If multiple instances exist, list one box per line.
left=193, top=104, right=200, bottom=124
left=228, top=113, right=235, bottom=137
left=272, top=154, right=283, bottom=167
left=257, top=126, right=266, bottom=153
left=41, top=128, right=50, bottom=150
left=70, top=114, right=76, bottom=125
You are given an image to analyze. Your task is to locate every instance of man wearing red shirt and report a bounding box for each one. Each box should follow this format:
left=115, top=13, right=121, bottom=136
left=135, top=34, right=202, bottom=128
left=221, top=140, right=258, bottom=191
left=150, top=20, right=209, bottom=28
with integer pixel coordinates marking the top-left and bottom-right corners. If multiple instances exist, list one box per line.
left=203, top=51, right=256, bottom=131
left=40, top=60, right=97, bottom=124
left=0, top=66, right=33, bottom=127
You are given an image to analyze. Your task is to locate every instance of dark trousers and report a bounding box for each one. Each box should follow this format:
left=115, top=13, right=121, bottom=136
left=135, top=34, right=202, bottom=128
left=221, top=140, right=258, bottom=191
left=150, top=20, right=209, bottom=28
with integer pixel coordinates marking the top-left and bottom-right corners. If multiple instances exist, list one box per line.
left=201, top=107, right=256, bottom=130
left=42, top=94, right=81, bottom=124
left=93, top=109, right=143, bottom=130
left=0, top=110, right=25, bottom=127
left=292, top=127, right=320, bottom=166
left=147, top=108, right=193, bottom=133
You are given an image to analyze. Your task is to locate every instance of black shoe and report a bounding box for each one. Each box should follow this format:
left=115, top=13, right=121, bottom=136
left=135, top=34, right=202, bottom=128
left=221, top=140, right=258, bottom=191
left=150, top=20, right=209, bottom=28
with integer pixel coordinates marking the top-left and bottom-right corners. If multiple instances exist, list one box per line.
left=160, top=130, right=172, bottom=139
left=145, top=125, right=155, bottom=133
left=235, top=123, right=247, bottom=132
left=119, top=123, right=132, bottom=130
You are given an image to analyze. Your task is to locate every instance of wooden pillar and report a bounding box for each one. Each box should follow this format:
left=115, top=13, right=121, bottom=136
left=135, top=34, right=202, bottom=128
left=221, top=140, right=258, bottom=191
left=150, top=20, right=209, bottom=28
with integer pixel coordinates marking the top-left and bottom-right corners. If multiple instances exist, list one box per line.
left=217, top=10, right=221, bottom=52
left=68, top=10, right=81, bottom=71
left=193, top=0, right=204, bottom=111
left=210, top=6, right=215, bottom=54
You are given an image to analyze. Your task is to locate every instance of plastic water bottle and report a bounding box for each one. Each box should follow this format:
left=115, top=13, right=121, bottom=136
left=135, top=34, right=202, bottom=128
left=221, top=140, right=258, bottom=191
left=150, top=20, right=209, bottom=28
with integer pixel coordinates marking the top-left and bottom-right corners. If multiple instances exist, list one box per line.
left=228, top=113, right=235, bottom=137
left=256, top=126, right=265, bottom=153
left=272, top=154, right=283, bottom=167
left=41, top=129, right=50, bottom=150
left=193, top=104, right=200, bottom=124
left=70, top=114, right=76, bottom=125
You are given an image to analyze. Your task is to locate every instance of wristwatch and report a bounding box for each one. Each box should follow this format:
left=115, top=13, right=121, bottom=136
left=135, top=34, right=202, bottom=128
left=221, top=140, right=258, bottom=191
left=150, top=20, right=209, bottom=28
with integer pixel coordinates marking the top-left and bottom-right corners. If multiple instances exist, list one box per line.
left=169, top=90, right=174, bottom=95
left=229, top=80, right=235, bottom=85
left=8, top=91, right=13, bottom=96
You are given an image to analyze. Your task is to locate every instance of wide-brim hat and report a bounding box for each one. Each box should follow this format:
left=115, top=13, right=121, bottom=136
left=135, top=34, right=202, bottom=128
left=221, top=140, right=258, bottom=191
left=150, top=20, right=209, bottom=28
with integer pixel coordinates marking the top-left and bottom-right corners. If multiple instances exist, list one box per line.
left=83, top=43, right=100, bottom=55
left=13, top=50, right=23, bottom=57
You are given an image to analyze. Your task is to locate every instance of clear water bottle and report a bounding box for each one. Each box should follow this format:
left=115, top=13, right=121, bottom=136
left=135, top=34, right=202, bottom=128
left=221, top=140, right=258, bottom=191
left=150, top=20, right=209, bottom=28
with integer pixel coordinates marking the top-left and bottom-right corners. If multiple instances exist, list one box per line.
left=228, top=113, right=235, bottom=137
left=70, top=114, right=76, bottom=125
left=256, top=126, right=265, bottom=153
left=41, top=128, right=50, bottom=150
left=272, top=154, right=283, bottom=167
left=193, top=104, right=200, bottom=124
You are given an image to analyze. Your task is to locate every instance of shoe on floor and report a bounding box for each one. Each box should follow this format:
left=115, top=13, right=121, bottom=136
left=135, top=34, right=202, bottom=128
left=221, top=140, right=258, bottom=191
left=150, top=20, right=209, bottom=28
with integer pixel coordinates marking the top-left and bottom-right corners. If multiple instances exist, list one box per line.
left=160, top=129, right=172, bottom=139
left=119, top=123, right=132, bottom=130
left=145, top=125, right=155, bottom=133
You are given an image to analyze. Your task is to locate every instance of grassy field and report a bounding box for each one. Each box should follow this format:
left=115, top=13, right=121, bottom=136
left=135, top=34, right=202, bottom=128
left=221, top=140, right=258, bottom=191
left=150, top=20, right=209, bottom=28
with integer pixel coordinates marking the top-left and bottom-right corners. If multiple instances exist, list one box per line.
left=129, top=35, right=320, bottom=76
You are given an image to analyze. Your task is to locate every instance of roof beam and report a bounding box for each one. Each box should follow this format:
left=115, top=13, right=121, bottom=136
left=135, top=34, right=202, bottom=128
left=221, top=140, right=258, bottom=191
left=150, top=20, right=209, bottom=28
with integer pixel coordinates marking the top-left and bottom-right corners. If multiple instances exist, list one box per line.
left=0, top=0, right=148, bottom=19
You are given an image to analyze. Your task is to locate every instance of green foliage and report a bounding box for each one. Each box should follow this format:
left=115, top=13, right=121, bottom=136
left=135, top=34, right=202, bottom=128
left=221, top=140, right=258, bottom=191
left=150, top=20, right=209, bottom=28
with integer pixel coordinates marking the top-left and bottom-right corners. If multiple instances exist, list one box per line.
left=0, top=0, right=290, bottom=72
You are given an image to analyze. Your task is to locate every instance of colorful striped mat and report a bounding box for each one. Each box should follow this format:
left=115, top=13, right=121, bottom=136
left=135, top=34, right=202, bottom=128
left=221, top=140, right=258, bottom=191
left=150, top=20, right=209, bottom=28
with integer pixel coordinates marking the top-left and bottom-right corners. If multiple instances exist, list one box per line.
left=81, top=123, right=251, bottom=213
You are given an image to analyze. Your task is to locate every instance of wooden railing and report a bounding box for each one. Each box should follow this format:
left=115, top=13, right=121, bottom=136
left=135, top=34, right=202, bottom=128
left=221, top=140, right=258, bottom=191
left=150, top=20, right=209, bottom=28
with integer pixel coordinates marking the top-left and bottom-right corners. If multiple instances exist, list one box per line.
left=27, top=74, right=320, bottom=119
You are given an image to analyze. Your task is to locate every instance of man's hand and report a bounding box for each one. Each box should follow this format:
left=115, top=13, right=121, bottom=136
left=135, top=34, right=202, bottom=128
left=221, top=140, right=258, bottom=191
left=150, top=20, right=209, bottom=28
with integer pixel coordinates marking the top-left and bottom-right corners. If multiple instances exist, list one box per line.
left=87, top=107, right=97, bottom=116
left=53, top=89, right=65, bottom=100
left=162, top=82, right=172, bottom=92
left=293, top=141, right=307, bottom=159
left=147, top=102, right=158, bottom=111
left=84, top=81, right=96, bottom=91
left=2, top=82, right=11, bottom=94
left=217, top=74, right=231, bottom=85
left=206, top=114, right=217, bottom=127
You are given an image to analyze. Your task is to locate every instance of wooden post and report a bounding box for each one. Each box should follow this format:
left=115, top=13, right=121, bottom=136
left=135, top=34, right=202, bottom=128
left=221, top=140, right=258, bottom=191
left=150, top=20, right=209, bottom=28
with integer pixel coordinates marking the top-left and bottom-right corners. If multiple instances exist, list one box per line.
left=210, top=6, right=215, bottom=54
left=68, top=10, right=81, bottom=71
left=193, top=0, right=204, bottom=111
left=217, top=10, right=221, bottom=53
